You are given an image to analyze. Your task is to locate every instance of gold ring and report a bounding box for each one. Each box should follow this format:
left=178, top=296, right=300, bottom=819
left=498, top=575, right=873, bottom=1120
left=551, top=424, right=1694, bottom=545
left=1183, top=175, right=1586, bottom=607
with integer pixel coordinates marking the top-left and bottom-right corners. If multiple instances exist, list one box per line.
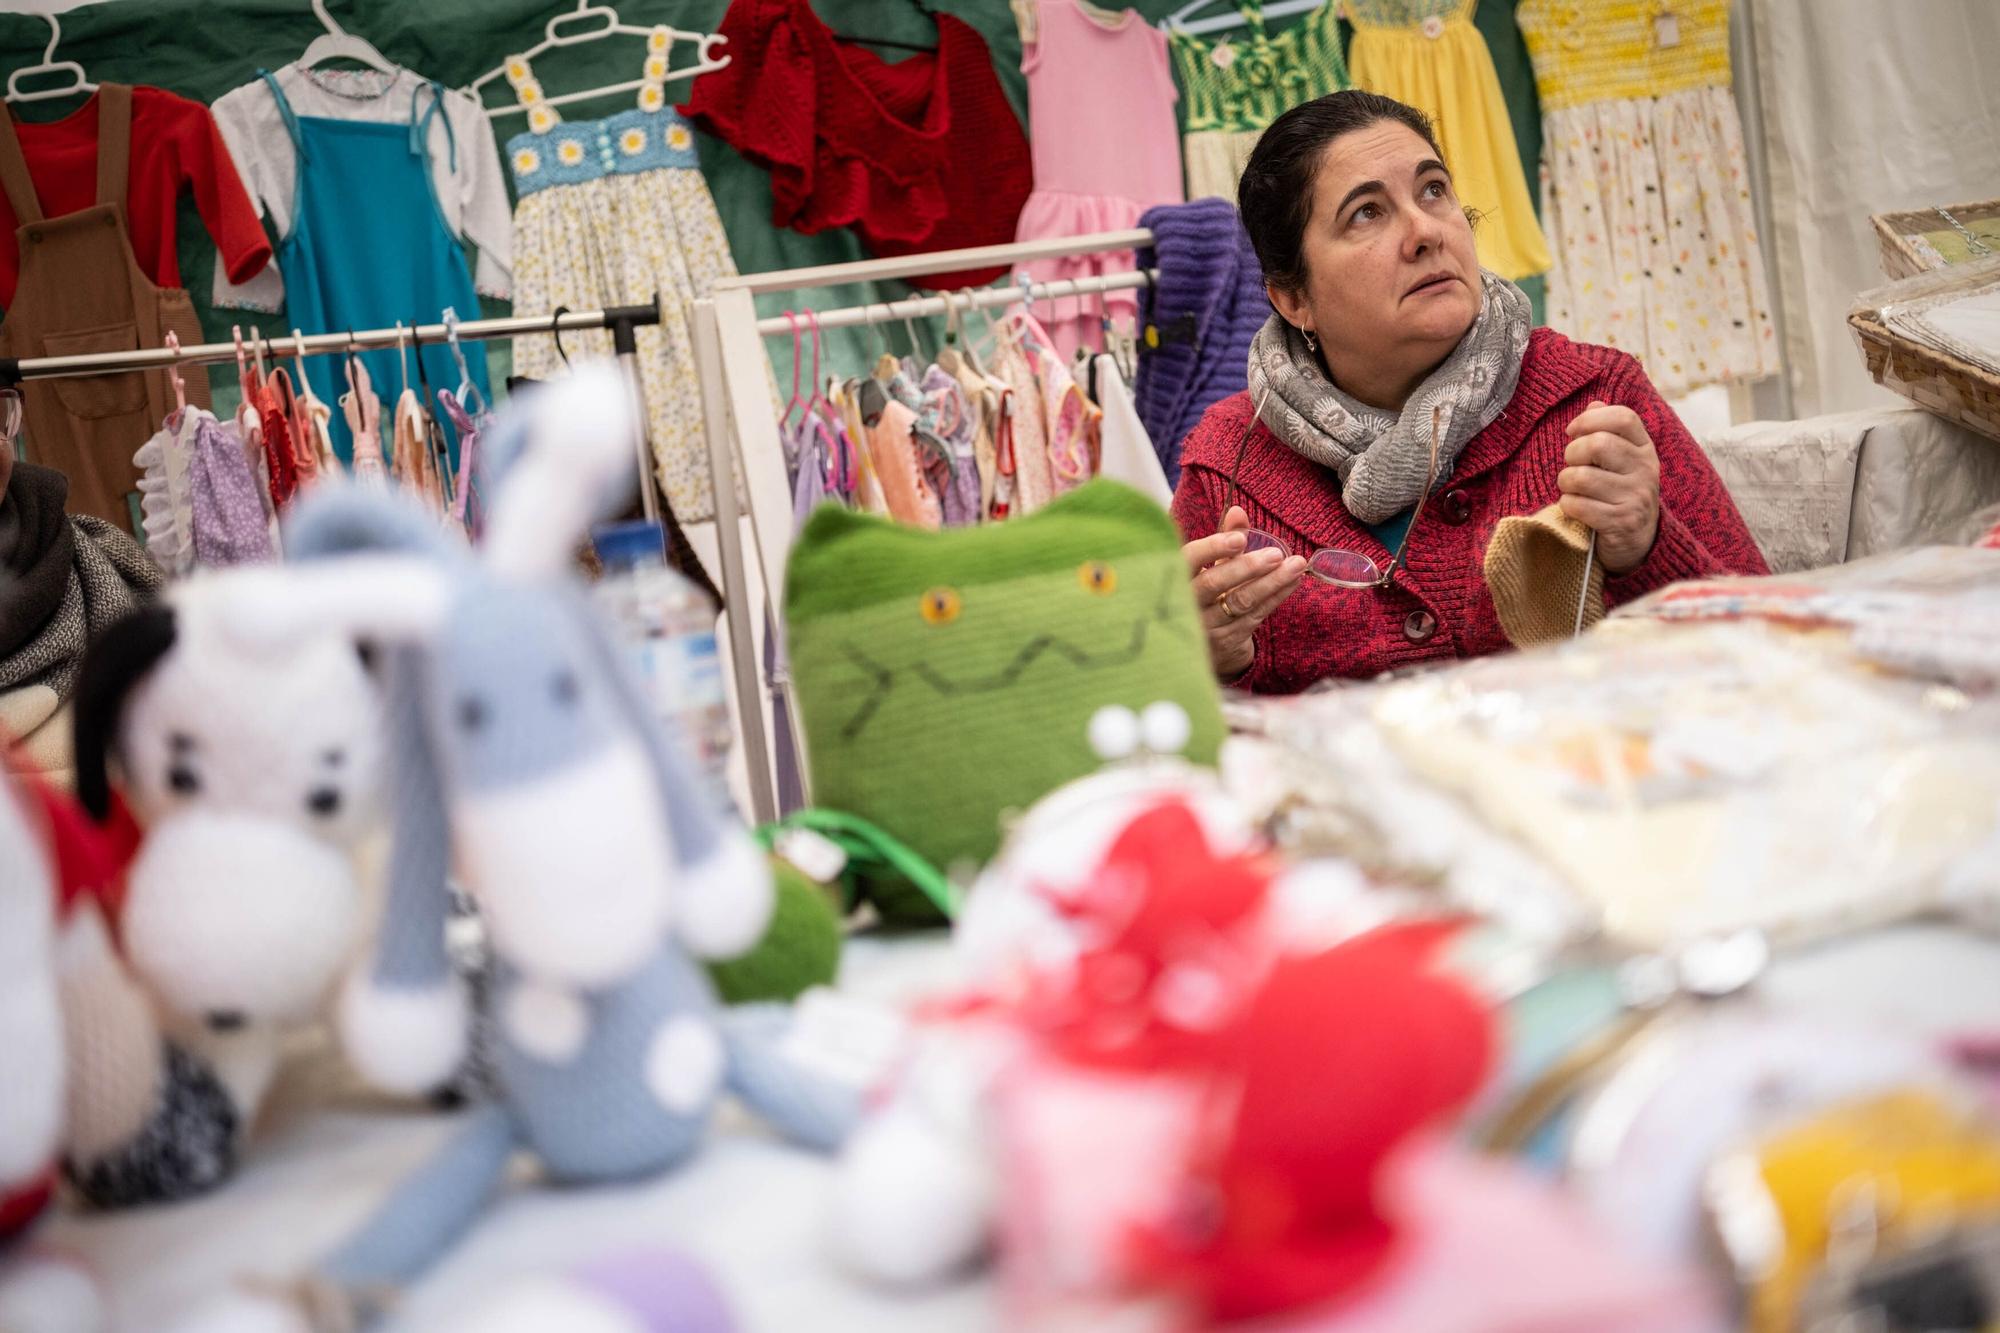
left=1218, top=589, right=1238, bottom=618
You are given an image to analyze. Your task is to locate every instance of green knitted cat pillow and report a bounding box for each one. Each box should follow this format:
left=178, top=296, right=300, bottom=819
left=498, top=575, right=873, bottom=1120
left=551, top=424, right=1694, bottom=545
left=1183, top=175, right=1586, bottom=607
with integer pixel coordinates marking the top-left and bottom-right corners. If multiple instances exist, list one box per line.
left=784, top=480, right=1225, bottom=922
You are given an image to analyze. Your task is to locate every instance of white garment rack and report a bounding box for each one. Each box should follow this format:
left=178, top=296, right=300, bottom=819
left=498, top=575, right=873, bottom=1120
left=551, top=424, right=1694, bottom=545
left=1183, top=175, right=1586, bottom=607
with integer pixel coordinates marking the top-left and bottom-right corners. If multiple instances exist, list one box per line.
left=690, top=227, right=1160, bottom=823
left=0, top=300, right=669, bottom=524
left=0, top=228, right=1167, bottom=828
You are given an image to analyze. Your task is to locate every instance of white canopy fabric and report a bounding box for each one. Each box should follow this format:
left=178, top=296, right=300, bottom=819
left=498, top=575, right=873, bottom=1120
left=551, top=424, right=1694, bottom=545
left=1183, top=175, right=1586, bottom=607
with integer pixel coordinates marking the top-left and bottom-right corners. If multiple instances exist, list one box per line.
left=1749, top=0, right=2000, bottom=419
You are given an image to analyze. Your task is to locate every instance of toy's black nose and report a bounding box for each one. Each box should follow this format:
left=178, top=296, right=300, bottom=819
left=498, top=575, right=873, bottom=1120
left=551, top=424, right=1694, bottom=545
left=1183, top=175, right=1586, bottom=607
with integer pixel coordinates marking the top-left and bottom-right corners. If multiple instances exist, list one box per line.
left=307, top=787, right=342, bottom=818
left=206, top=1010, right=246, bottom=1033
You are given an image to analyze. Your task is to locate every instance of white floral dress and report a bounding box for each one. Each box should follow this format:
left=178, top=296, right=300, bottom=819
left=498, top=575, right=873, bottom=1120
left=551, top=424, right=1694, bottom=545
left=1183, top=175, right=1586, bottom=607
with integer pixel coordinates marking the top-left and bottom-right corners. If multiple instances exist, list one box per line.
left=1516, top=0, right=1779, bottom=397
left=503, top=35, right=743, bottom=522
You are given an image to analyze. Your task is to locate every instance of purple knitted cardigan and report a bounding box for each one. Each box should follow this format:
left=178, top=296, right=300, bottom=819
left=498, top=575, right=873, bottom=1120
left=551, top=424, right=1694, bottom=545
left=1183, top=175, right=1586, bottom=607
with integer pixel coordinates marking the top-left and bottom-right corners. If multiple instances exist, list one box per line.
left=1133, top=199, right=1270, bottom=487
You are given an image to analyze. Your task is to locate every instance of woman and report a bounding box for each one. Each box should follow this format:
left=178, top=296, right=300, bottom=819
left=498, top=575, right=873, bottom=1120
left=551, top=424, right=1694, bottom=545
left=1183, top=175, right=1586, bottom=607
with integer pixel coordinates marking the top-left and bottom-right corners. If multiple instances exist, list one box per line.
left=1174, top=91, right=1767, bottom=691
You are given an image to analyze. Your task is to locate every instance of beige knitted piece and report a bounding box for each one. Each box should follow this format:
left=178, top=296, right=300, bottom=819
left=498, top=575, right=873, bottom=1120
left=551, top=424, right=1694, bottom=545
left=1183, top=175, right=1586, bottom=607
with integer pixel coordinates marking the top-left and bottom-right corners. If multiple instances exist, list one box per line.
left=1483, top=504, right=1606, bottom=647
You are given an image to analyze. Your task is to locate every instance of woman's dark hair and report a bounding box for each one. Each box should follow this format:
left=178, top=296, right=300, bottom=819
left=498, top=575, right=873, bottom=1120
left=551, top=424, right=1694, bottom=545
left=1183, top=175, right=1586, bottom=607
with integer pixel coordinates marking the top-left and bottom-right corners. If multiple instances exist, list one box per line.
left=1238, top=91, right=1446, bottom=295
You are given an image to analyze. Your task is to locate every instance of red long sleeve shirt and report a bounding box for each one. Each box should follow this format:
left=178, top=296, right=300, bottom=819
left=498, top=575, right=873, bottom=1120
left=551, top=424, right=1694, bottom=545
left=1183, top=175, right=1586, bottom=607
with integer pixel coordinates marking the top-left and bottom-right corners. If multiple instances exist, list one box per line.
left=0, top=86, right=271, bottom=310
left=1171, top=328, right=1771, bottom=693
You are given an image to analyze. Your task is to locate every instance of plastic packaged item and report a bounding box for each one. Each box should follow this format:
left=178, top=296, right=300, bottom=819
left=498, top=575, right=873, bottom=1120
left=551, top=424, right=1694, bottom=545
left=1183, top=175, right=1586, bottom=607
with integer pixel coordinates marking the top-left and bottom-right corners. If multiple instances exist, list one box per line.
left=591, top=520, right=732, bottom=797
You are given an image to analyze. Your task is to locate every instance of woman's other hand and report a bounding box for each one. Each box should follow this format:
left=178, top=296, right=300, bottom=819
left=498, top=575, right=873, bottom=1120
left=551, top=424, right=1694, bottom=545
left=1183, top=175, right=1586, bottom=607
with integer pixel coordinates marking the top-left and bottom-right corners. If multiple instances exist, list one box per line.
left=1559, top=400, right=1662, bottom=574
left=1183, top=507, right=1308, bottom=680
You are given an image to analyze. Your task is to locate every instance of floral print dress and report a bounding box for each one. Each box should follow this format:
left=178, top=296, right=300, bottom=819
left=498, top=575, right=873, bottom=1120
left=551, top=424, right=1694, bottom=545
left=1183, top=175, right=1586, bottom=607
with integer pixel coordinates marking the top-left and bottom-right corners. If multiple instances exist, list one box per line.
left=503, top=32, right=745, bottom=522
left=1516, top=0, right=1779, bottom=396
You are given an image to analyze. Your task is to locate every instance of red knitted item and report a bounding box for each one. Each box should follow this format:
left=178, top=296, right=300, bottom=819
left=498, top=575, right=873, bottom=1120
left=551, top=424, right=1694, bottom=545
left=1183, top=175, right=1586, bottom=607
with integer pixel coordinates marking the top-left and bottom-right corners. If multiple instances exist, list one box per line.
left=682, top=0, right=1031, bottom=289
left=1125, top=922, right=1493, bottom=1323
left=1172, top=330, right=1771, bottom=693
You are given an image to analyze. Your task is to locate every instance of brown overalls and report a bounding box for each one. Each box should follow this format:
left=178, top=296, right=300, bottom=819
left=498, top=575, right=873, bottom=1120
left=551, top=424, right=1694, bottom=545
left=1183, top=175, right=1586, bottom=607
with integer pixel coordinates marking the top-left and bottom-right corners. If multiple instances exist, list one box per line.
left=0, top=83, right=209, bottom=526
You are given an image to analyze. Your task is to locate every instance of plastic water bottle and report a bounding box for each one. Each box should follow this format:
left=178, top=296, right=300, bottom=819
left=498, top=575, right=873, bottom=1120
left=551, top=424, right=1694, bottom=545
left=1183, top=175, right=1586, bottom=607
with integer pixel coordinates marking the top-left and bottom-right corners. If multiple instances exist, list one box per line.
left=591, top=520, right=733, bottom=798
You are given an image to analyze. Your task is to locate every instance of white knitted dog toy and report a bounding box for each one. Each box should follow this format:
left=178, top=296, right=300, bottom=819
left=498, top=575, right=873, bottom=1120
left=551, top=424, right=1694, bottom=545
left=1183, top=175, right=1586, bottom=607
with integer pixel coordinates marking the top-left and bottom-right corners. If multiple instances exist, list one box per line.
left=62, top=571, right=385, bottom=1206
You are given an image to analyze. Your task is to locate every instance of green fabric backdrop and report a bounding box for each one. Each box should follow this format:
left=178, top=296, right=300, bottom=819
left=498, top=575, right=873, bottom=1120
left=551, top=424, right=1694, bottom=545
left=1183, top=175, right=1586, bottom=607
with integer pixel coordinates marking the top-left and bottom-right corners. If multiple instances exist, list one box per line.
left=0, top=0, right=1543, bottom=405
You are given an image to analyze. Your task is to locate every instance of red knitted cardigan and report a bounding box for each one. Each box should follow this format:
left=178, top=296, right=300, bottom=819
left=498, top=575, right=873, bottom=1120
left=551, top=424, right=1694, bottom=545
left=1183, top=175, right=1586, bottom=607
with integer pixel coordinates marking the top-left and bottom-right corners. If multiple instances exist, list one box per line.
left=681, top=0, right=1030, bottom=288
left=1170, top=328, right=1770, bottom=693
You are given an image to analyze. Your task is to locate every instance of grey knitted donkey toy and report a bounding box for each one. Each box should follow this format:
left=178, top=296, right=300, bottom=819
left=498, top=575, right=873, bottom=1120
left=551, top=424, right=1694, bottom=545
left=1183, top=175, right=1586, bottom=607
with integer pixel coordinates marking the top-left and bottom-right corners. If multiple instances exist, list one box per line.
left=178, top=368, right=857, bottom=1332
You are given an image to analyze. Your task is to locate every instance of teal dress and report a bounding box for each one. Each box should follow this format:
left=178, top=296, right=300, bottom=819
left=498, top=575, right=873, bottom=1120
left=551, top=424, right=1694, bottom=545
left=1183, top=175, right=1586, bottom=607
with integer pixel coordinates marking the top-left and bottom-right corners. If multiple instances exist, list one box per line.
left=258, top=70, right=488, bottom=466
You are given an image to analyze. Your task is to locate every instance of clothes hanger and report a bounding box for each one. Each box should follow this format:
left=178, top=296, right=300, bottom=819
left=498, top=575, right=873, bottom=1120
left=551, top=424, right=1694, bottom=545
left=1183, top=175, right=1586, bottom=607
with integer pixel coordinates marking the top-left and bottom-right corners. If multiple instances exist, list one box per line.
left=469, top=2, right=731, bottom=119
left=830, top=0, right=939, bottom=54
left=0, top=388, right=21, bottom=455
left=298, top=0, right=399, bottom=77
left=441, top=307, right=487, bottom=415
left=936, top=291, right=965, bottom=376
left=549, top=305, right=572, bottom=368
left=394, top=320, right=411, bottom=400
left=803, top=312, right=855, bottom=499
left=163, top=331, right=189, bottom=430
left=780, top=312, right=807, bottom=434
left=1165, top=0, right=1327, bottom=37
left=5, top=15, right=96, bottom=105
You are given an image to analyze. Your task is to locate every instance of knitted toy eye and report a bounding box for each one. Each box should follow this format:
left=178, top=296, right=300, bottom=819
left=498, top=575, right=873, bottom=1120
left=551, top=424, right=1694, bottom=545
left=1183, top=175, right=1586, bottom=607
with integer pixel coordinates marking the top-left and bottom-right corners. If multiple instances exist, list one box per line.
left=551, top=671, right=579, bottom=705
left=919, top=587, right=962, bottom=626
left=1078, top=561, right=1118, bottom=595
left=459, top=696, right=490, bottom=732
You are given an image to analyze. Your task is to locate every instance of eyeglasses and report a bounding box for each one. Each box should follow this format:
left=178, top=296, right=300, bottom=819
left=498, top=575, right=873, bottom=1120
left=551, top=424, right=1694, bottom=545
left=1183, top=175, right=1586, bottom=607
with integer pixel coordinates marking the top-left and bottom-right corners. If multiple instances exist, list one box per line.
left=1225, top=391, right=1443, bottom=591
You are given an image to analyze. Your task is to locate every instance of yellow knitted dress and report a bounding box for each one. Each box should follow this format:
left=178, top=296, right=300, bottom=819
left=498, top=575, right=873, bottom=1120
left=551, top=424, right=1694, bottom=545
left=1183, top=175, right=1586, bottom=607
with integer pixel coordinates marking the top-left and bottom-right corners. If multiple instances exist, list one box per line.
left=1346, top=0, right=1552, bottom=282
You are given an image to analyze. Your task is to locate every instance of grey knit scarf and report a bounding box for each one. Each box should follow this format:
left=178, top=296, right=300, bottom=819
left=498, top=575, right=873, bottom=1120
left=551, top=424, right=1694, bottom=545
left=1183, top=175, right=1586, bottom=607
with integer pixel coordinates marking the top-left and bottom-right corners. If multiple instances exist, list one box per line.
left=1246, top=271, right=1533, bottom=524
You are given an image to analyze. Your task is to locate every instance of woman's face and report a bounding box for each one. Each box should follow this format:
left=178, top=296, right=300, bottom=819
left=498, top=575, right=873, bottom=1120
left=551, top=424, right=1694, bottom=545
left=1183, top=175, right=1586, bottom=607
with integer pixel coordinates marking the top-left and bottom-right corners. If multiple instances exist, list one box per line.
left=1269, top=120, right=1482, bottom=400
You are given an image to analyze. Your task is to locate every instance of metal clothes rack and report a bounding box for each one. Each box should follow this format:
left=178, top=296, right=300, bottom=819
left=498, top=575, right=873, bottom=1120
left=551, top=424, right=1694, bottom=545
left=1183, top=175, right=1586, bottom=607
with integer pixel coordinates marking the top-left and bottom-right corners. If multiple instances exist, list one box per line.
left=690, top=227, right=1160, bottom=823
left=0, top=300, right=671, bottom=524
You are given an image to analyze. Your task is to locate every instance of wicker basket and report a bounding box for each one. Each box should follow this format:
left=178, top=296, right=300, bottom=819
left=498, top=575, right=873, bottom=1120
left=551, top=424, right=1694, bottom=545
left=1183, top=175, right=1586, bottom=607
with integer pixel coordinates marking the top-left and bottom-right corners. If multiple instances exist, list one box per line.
left=1849, top=308, right=2000, bottom=444
left=1872, top=200, right=2000, bottom=280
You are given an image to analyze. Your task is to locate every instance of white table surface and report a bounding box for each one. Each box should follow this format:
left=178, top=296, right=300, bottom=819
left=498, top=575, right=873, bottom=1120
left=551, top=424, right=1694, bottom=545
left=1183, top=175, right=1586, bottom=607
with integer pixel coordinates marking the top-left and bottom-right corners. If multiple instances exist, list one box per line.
left=43, top=926, right=2000, bottom=1332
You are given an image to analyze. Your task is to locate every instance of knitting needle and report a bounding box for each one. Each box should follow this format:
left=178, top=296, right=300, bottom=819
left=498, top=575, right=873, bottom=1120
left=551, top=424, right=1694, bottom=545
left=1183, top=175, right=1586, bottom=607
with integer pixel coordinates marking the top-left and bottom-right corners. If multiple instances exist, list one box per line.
left=1573, top=530, right=1597, bottom=638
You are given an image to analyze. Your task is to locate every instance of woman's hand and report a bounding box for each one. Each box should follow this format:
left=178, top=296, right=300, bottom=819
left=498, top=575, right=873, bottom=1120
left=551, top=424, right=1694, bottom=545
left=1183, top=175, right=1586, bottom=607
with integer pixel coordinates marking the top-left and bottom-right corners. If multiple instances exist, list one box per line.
left=1558, top=401, right=1662, bottom=574
left=1182, top=507, right=1308, bottom=680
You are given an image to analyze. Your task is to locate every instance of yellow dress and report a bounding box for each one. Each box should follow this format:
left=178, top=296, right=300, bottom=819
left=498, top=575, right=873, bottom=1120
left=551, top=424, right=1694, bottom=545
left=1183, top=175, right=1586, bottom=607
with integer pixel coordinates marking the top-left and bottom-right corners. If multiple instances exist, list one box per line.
left=1345, top=0, right=1552, bottom=282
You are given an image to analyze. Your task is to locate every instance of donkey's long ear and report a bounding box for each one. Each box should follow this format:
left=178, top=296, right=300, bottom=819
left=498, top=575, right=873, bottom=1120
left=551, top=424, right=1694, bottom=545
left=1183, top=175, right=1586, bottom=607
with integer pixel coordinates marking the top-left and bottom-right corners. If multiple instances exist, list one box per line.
left=482, top=365, right=641, bottom=583
left=564, top=590, right=773, bottom=960
left=71, top=604, right=178, bottom=822
left=335, top=642, right=466, bottom=1097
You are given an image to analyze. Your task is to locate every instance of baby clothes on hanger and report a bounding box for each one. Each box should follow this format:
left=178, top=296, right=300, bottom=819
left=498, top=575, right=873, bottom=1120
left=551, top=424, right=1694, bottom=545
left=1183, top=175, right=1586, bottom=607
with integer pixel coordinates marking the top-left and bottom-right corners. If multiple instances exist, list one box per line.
left=857, top=380, right=942, bottom=530
left=1169, top=1, right=1349, bottom=202
left=1091, top=352, right=1171, bottom=506
left=132, top=409, right=202, bottom=575
left=291, top=373, right=338, bottom=485
left=991, top=317, right=1058, bottom=515
left=391, top=389, right=444, bottom=514
left=341, top=357, right=387, bottom=487
left=504, top=35, right=745, bottom=526
left=0, top=86, right=268, bottom=310
left=0, top=85, right=217, bottom=527
left=1516, top=0, right=1778, bottom=396
left=1346, top=0, right=1551, bottom=282
left=435, top=388, right=486, bottom=534
left=684, top=0, right=1032, bottom=290
left=188, top=413, right=275, bottom=567
left=1036, top=339, right=1094, bottom=498
left=212, top=65, right=507, bottom=464
left=1013, top=0, right=1185, bottom=359
left=947, top=358, right=1001, bottom=522
left=917, top=366, right=982, bottom=527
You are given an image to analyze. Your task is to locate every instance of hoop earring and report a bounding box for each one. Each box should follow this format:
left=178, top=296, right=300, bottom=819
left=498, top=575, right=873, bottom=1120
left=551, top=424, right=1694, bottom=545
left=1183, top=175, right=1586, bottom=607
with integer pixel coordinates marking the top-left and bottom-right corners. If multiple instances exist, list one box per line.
left=1302, top=328, right=1318, bottom=356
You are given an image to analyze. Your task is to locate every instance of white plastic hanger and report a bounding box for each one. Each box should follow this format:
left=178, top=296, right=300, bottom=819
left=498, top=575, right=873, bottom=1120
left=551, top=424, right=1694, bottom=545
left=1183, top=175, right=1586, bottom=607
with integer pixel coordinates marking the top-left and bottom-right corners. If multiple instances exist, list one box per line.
left=469, top=2, right=731, bottom=120
left=298, top=0, right=399, bottom=78
left=1162, top=0, right=1332, bottom=37
left=5, top=16, right=97, bottom=105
